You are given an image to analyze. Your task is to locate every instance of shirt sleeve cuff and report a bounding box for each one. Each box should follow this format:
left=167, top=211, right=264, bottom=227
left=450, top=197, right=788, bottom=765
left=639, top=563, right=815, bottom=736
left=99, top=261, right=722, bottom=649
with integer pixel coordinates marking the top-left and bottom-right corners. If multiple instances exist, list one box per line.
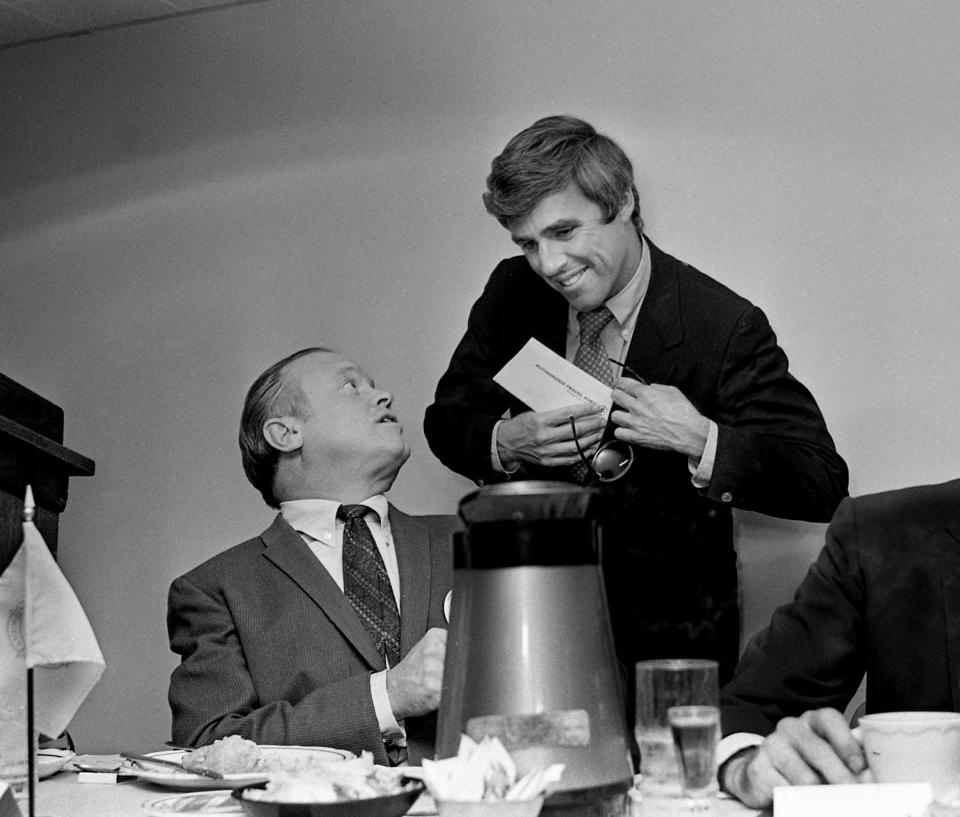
left=717, top=732, right=764, bottom=768
left=370, top=670, right=405, bottom=742
left=491, top=419, right=521, bottom=475
left=688, top=420, right=718, bottom=488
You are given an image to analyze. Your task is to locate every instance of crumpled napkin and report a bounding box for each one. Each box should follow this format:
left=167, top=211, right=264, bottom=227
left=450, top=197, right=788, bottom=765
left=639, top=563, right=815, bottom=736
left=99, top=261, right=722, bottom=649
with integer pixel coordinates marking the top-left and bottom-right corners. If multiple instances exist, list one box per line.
left=421, top=735, right=563, bottom=802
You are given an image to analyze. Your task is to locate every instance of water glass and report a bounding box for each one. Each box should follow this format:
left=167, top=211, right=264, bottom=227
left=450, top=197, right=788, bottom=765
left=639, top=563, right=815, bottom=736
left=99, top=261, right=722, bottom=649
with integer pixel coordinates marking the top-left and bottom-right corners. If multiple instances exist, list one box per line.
left=634, top=659, right=719, bottom=803
left=668, top=705, right=720, bottom=813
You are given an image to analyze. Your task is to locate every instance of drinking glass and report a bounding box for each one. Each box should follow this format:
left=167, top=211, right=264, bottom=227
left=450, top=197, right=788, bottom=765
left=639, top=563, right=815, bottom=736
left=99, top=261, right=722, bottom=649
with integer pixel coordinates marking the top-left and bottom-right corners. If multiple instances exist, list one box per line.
left=668, top=705, right=720, bottom=813
left=634, top=659, right=719, bottom=804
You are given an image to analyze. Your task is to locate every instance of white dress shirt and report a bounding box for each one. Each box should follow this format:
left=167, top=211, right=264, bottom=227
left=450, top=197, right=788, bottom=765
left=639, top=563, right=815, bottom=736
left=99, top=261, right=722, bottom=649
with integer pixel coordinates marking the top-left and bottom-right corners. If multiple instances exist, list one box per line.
left=279, top=495, right=405, bottom=744
left=492, top=235, right=718, bottom=484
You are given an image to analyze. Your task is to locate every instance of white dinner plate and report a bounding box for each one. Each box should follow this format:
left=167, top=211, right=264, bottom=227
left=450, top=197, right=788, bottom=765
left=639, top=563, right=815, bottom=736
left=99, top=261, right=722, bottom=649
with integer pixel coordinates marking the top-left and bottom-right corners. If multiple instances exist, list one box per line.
left=37, top=748, right=75, bottom=779
left=124, top=745, right=354, bottom=791
left=141, top=789, right=244, bottom=815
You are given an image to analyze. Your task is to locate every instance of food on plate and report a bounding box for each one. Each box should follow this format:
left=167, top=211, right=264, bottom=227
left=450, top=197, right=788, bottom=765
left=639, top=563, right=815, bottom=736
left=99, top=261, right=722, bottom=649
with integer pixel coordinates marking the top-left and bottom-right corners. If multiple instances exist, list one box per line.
left=241, top=751, right=412, bottom=803
left=182, top=735, right=262, bottom=774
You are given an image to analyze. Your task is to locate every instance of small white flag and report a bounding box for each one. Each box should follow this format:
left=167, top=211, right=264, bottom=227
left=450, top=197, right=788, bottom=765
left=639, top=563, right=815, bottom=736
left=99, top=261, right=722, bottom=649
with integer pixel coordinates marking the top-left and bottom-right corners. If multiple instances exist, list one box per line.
left=0, top=486, right=104, bottom=778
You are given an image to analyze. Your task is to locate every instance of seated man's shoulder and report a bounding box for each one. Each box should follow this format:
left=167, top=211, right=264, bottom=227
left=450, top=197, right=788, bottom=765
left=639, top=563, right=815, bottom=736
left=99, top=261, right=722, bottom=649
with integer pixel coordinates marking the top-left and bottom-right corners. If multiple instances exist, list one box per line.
left=845, top=477, right=960, bottom=526
left=173, top=525, right=276, bottom=587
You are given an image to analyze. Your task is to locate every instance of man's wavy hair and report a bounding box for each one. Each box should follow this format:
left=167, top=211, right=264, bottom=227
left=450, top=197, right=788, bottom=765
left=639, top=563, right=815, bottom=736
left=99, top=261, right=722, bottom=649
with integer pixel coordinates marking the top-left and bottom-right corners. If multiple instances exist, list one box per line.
left=483, top=115, right=643, bottom=234
left=239, top=347, right=331, bottom=508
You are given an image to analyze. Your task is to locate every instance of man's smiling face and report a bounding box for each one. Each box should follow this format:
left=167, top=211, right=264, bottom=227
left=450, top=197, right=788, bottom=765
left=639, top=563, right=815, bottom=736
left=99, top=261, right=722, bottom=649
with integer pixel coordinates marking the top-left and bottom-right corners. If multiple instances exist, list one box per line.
left=509, top=183, right=641, bottom=312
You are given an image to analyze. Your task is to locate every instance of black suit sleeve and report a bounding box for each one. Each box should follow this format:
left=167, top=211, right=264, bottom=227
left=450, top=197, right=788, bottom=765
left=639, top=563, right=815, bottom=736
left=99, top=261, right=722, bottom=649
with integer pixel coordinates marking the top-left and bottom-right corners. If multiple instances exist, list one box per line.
left=707, top=305, right=849, bottom=521
left=720, top=496, right=867, bottom=736
left=425, top=259, right=558, bottom=484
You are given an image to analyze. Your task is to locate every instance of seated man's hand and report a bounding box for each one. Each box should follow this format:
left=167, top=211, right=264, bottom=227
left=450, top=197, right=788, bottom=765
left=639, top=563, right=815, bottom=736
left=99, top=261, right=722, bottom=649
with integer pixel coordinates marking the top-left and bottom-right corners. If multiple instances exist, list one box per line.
left=611, top=379, right=710, bottom=459
left=497, top=403, right=605, bottom=469
left=721, top=708, right=869, bottom=809
left=385, top=627, right=446, bottom=721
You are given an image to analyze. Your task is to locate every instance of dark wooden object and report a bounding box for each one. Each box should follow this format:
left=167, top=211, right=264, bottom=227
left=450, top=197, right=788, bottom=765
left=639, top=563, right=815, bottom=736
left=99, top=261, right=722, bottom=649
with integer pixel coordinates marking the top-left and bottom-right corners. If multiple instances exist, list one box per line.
left=0, top=372, right=95, bottom=573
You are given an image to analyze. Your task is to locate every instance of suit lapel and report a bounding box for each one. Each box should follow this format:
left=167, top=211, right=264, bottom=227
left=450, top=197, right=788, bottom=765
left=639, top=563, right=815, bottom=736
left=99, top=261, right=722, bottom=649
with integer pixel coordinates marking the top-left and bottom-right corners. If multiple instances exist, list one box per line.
left=260, top=515, right=384, bottom=669
left=390, top=506, right=432, bottom=657
left=941, top=518, right=960, bottom=711
left=623, top=239, right=682, bottom=385
left=535, top=287, right=568, bottom=357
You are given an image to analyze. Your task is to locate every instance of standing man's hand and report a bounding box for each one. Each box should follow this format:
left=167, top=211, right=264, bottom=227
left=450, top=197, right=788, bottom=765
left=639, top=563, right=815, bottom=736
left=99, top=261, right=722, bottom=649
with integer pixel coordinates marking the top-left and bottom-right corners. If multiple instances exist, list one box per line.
left=385, top=627, right=446, bottom=720
left=721, top=708, right=870, bottom=809
left=610, top=378, right=710, bottom=458
left=496, top=403, right=605, bottom=470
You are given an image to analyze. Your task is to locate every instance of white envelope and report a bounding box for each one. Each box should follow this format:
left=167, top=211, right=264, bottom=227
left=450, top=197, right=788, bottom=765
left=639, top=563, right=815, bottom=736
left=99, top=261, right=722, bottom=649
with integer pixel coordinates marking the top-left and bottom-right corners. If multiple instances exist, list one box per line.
left=773, top=782, right=932, bottom=817
left=493, top=339, right=613, bottom=416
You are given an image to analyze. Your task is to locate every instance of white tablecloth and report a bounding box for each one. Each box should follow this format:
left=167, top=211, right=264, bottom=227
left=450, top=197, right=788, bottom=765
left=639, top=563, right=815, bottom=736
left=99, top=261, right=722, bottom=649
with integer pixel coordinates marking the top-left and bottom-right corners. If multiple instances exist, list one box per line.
left=35, top=772, right=178, bottom=816
left=27, top=770, right=767, bottom=817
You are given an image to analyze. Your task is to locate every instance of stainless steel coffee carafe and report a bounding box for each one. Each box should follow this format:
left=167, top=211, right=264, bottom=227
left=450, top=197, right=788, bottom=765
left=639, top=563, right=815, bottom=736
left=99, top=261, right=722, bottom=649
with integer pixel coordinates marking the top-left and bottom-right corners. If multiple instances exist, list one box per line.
left=437, top=481, right=633, bottom=810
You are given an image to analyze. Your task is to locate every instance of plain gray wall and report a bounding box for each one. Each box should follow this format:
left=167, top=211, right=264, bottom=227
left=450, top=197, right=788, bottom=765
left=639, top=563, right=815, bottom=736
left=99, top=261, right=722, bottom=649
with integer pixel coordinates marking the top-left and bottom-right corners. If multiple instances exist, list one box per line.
left=2, top=0, right=959, bottom=752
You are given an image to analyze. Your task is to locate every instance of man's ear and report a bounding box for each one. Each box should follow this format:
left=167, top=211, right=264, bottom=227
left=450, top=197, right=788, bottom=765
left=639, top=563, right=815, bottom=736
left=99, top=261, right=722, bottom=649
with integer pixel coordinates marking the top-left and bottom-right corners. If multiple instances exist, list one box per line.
left=262, top=416, right=303, bottom=453
left=616, top=189, right=635, bottom=222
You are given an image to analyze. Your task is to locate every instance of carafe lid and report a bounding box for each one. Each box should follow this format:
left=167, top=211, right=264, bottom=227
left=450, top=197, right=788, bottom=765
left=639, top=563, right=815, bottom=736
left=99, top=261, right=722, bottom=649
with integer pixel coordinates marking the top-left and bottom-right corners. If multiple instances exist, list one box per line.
left=458, top=480, right=601, bottom=524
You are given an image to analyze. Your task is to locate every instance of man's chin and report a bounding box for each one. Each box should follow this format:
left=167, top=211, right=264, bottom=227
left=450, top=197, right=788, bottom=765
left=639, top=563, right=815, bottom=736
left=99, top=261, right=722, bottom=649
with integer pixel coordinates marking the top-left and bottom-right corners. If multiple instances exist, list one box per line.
left=559, top=284, right=604, bottom=312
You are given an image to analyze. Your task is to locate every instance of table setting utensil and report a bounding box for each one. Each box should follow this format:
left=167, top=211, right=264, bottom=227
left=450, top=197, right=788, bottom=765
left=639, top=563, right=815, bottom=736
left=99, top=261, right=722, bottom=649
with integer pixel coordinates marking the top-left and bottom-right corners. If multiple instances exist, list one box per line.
left=121, top=750, right=225, bottom=780
left=122, top=746, right=354, bottom=791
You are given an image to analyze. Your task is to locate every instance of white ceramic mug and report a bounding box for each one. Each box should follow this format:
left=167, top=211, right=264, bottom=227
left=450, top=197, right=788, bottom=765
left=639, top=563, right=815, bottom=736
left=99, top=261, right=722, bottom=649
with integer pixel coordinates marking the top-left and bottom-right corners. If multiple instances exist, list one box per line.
left=858, top=711, right=960, bottom=799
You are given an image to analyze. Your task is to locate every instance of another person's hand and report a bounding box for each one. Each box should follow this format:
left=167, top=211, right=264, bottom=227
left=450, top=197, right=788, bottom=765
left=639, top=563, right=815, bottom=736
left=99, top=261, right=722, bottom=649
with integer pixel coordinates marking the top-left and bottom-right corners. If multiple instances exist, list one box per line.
left=610, top=378, right=710, bottom=458
left=385, top=627, right=447, bottom=720
left=721, top=708, right=870, bottom=809
left=496, top=403, right=605, bottom=470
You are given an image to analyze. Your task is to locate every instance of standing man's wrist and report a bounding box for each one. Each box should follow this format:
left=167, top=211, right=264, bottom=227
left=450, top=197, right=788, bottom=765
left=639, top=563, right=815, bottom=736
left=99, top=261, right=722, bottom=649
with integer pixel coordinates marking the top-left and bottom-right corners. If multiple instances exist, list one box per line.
left=491, top=419, right=522, bottom=473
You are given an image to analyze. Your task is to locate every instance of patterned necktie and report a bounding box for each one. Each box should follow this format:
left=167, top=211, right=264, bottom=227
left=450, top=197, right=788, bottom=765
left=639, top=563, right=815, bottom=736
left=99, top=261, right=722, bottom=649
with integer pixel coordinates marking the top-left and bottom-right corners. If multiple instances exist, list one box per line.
left=570, top=306, right=616, bottom=483
left=339, top=504, right=401, bottom=668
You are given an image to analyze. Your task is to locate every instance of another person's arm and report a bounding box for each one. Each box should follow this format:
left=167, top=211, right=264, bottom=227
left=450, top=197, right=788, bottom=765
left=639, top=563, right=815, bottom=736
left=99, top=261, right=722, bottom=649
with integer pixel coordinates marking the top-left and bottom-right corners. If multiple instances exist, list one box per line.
left=168, top=577, right=442, bottom=758
left=720, top=496, right=869, bottom=804
left=721, top=708, right=868, bottom=808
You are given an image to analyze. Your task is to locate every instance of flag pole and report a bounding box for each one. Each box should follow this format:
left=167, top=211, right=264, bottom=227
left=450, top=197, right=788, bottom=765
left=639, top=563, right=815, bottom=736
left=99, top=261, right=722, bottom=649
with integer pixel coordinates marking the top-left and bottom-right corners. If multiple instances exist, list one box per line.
left=26, top=669, right=35, bottom=817
left=23, top=486, right=36, bottom=817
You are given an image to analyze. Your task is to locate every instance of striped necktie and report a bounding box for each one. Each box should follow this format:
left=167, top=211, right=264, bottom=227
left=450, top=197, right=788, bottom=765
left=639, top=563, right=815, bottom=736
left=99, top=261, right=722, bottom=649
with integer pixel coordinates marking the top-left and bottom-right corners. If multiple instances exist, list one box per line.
left=570, top=307, right=615, bottom=483
left=339, top=504, right=401, bottom=668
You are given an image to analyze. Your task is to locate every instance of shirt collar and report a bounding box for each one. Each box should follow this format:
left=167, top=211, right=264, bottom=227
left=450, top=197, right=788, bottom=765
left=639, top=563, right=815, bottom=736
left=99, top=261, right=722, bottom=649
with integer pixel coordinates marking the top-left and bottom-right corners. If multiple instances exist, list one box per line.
left=605, top=234, right=651, bottom=340
left=280, top=494, right=390, bottom=546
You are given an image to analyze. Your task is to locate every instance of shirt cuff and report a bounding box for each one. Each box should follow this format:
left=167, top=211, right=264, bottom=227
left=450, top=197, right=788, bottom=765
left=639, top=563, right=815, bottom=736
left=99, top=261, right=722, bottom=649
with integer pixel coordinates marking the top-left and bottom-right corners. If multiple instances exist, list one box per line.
left=688, top=420, right=718, bottom=488
left=717, top=732, right=764, bottom=768
left=491, top=420, right=521, bottom=475
left=370, top=670, right=405, bottom=742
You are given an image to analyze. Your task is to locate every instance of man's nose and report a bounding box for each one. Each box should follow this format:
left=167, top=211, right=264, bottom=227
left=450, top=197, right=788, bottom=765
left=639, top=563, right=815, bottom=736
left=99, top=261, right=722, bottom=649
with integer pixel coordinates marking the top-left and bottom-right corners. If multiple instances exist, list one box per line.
left=374, top=389, right=393, bottom=408
left=537, top=240, right=565, bottom=277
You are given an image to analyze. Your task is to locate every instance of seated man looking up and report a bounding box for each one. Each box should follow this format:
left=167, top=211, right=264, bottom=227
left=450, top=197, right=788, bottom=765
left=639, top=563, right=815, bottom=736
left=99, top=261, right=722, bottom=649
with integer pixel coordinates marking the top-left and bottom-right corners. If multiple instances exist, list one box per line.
left=167, top=347, right=459, bottom=764
left=718, top=478, right=960, bottom=807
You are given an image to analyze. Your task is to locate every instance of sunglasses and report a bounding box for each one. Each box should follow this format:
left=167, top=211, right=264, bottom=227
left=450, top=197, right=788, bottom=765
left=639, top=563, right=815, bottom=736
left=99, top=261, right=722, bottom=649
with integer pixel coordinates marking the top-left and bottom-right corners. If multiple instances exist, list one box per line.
left=568, top=359, right=646, bottom=483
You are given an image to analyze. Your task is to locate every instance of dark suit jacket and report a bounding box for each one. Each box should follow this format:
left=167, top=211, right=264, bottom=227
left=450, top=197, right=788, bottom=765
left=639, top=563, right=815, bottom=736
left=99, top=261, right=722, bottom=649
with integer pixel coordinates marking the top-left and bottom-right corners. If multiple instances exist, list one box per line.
left=424, top=239, right=848, bottom=680
left=722, top=479, right=960, bottom=735
left=167, top=507, right=459, bottom=764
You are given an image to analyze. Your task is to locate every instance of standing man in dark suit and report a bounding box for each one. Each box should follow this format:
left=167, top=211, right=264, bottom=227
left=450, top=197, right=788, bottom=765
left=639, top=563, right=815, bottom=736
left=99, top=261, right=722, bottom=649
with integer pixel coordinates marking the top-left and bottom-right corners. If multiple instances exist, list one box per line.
left=424, top=115, right=848, bottom=686
left=168, top=347, right=459, bottom=764
left=718, top=479, right=960, bottom=808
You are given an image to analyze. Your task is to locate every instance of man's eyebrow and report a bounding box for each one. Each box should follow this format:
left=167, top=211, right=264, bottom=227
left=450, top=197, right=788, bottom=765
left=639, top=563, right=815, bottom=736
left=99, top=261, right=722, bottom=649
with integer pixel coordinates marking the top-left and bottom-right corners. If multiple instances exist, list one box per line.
left=544, top=218, right=581, bottom=233
left=511, top=218, right=581, bottom=244
left=334, top=363, right=374, bottom=387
